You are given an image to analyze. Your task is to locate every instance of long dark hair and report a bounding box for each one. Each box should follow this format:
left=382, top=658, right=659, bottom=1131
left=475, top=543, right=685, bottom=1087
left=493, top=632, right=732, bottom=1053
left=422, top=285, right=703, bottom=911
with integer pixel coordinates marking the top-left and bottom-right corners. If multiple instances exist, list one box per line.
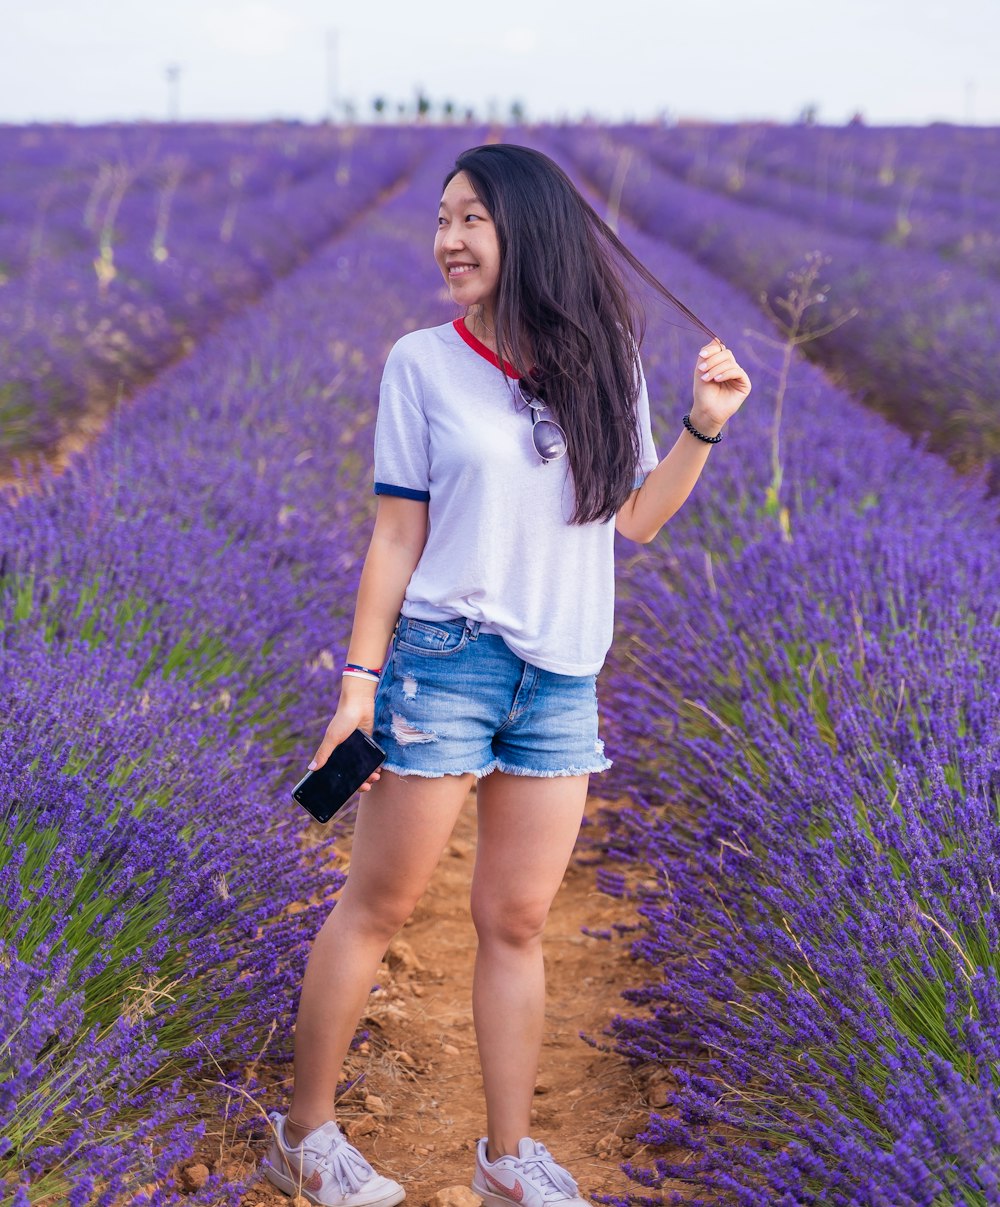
left=444, top=143, right=719, bottom=524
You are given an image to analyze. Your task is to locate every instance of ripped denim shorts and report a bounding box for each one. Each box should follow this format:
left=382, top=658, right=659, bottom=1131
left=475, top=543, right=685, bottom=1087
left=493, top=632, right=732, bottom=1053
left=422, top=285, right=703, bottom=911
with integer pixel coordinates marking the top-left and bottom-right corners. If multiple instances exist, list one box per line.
left=371, top=615, right=613, bottom=779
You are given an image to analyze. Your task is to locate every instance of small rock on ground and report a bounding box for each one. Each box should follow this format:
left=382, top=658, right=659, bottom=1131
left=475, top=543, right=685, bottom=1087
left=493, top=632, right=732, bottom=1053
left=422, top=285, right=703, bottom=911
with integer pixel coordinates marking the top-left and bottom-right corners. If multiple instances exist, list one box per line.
left=427, top=1187, right=482, bottom=1207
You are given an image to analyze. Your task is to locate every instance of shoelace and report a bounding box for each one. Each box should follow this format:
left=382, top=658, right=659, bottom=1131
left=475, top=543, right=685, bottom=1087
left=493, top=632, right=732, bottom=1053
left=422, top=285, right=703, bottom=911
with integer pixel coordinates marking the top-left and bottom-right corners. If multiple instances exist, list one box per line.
left=280, top=1118, right=376, bottom=1196
left=310, top=1140, right=376, bottom=1196
left=518, top=1141, right=579, bottom=1201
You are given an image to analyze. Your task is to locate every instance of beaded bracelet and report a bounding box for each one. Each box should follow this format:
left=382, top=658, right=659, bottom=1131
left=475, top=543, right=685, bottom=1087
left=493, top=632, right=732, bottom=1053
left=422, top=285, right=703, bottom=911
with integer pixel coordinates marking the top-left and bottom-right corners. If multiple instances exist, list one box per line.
left=682, top=413, right=724, bottom=444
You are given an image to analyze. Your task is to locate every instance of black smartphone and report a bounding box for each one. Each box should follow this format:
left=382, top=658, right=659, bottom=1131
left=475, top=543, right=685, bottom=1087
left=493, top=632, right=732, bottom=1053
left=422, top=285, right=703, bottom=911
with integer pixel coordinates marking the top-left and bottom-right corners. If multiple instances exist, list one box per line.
left=291, top=729, right=386, bottom=823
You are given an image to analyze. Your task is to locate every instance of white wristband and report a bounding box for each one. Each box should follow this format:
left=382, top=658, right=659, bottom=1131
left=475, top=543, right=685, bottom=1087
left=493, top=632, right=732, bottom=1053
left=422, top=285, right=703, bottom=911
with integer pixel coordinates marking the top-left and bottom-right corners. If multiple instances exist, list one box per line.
left=342, top=669, right=379, bottom=684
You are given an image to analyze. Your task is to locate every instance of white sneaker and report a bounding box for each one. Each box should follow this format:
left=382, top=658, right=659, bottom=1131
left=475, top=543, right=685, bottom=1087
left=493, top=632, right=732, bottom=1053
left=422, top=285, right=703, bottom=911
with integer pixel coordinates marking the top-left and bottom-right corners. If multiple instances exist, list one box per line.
left=472, top=1137, right=590, bottom=1207
left=263, top=1111, right=405, bottom=1207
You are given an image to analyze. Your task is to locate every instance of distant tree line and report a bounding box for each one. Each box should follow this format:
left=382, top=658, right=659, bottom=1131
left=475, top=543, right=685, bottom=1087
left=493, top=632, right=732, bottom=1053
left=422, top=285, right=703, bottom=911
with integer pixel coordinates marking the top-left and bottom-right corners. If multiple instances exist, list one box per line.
left=326, top=95, right=867, bottom=127
left=329, top=91, right=526, bottom=124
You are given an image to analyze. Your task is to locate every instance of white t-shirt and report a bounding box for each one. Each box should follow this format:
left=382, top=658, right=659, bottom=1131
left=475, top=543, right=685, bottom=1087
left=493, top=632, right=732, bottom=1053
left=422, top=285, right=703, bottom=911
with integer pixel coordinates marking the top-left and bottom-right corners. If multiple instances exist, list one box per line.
left=372, top=318, right=659, bottom=675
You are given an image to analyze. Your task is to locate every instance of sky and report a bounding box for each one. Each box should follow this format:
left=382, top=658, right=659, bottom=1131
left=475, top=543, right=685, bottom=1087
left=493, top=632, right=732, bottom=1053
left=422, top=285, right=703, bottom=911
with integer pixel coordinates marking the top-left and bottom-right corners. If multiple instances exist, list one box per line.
left=2, top=0, right=997, bottom=127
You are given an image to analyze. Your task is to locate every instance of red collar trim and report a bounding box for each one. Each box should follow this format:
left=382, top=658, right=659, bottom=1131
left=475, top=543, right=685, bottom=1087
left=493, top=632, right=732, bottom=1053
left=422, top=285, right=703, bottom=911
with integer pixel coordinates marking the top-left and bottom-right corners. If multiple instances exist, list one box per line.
left=453, top=317, right=521, bottom=379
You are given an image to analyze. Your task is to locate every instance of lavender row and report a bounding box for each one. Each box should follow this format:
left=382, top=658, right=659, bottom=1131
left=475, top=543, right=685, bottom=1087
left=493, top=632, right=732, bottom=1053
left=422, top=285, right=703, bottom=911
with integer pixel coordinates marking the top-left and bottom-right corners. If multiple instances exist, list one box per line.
left=627, top=122, right=1000, bottom=226
left=1, top=124, right=355, bottom=279
left=554, top=169, right=1000, bottom=1200
left=0, top=124, right=424, bottom=464
left=548, top=126, right=1000, bottom=493
left=0, top=128, right=477, bottom=1205
left=0, top=123, right=390, bottom=267
left=745, top=123, right=1000, bottom=213
left=612, top=123, right=1000, bottom=277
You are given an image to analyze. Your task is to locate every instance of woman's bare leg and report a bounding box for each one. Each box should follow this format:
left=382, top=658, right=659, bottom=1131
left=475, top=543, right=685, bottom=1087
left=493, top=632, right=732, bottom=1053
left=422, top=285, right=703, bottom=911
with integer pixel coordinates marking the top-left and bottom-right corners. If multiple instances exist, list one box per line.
left=470, top=771, right=590, bottom=1160
left=285, top=769, right=473, bottom=1144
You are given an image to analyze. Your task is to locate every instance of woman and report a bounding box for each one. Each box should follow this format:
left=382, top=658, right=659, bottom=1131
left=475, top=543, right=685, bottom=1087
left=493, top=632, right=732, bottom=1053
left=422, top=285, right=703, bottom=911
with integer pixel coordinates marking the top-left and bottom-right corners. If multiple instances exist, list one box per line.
left=264, top=143, right=751, bottom=1207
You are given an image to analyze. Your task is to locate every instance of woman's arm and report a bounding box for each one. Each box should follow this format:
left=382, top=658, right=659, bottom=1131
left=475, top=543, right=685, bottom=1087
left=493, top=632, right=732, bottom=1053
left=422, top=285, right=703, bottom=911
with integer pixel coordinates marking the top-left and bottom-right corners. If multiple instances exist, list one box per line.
left=309, top=494, right=428, bottom=771
left=616, top=337, right=751, bottom=544
left=615, top=426, right=721, bottom=543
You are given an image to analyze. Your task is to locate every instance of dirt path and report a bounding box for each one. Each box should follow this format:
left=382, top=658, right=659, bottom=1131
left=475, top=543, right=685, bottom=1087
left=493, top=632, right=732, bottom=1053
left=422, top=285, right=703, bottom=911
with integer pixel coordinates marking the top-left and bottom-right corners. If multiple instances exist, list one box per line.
left=0, top=395, right=129, bottom=502
left=178, top=788, right=688, bottom=1206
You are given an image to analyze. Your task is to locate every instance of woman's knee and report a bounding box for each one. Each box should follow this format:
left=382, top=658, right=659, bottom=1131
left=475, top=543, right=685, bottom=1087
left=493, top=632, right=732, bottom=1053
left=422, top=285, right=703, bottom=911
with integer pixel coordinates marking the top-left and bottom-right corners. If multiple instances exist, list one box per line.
left=333, top=881, right=421, bottom=942
left=471, top=891, right=550, bottom=948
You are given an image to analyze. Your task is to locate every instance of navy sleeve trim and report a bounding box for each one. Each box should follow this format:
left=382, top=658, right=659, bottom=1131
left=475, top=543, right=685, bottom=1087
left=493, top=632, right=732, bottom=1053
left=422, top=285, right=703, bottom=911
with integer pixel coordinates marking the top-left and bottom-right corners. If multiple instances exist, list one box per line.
left=373, top=482, right=431, bottom=502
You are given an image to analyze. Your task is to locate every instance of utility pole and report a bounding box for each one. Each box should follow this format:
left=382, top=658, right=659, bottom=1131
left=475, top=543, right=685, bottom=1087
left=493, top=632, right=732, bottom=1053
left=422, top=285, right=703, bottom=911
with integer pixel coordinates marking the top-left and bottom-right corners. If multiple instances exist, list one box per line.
left=326, top=29, right=339, bottom=122
left=166, top=64, right=181, bottom=121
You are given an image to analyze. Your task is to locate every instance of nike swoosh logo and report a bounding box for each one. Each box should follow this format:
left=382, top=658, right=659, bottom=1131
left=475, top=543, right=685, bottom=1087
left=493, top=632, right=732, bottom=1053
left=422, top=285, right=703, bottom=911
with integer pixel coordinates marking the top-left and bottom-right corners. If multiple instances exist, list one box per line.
left=484, top=1168, right=525, bottom=1202
left=278, top=1149, right=323, bottom=1195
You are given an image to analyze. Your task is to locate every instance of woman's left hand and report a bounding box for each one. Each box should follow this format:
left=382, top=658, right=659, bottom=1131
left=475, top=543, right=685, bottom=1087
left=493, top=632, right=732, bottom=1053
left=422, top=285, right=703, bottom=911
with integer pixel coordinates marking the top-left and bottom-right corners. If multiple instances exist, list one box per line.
left=691, top=337, right=752, bottom=433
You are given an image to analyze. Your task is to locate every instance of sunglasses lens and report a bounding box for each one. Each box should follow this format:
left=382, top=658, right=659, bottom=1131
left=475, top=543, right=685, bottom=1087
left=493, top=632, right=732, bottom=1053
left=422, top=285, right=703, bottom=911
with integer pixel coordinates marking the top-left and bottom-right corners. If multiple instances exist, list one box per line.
left=532, top=418, right=567, bottom=461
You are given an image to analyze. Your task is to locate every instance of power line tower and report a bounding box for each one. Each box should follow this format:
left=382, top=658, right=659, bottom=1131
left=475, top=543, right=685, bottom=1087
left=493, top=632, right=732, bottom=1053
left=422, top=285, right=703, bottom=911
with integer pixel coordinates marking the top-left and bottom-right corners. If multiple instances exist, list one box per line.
left=166, top=64, right=181, bottom=121
left=326, top=30, right=339, bottom=122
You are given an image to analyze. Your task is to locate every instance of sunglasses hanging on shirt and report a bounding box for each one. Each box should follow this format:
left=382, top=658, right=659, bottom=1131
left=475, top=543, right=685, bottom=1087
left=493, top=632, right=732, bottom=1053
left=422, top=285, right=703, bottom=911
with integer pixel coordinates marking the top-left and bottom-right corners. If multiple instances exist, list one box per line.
left=517, top=380, right=568, bottom=463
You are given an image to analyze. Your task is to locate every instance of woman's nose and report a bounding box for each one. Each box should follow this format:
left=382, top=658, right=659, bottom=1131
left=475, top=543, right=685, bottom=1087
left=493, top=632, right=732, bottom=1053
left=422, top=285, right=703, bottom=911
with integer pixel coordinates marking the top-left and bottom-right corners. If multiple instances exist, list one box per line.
left=439, top=221, right=465, bottom=250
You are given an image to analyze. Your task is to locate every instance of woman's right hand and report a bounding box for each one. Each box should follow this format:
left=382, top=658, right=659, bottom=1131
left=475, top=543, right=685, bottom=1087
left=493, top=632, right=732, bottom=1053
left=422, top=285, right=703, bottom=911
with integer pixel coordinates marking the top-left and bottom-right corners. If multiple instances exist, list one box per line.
left=309, top=678, right=382, bottom=792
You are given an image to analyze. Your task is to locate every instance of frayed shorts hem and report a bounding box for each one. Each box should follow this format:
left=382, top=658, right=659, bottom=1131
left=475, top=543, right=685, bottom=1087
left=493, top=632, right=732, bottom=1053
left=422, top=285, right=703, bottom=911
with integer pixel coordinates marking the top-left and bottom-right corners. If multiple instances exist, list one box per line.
left=379, top=756, right=613, bottom=781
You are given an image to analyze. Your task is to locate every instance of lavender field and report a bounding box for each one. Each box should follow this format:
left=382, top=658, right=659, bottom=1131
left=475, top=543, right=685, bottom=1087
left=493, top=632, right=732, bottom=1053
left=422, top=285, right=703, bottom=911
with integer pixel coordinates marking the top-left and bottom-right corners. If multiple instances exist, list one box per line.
left=1, top=121, right=998, bottom=1206
left=0, top=124, right=422, bottom=468
left=549, top=125, right=1000, bottom=488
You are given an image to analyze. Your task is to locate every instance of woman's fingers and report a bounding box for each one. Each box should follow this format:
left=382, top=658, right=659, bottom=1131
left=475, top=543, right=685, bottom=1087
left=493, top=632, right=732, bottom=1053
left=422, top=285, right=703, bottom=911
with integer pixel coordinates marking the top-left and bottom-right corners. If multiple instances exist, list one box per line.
left=695, top=342, right=752, bottom=392
left=308, top=699, right=379, bottom=794
left=691, top=337, right=753, bottom=424
left=697, top=347, right=735, bottom=377
left=309, top=720, right=354, bottom=770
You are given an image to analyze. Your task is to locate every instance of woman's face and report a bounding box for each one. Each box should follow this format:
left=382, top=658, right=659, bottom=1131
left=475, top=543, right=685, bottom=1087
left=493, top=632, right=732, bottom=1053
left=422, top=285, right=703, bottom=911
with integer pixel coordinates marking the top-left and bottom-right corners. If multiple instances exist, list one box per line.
left=434, top=171, right=501, bottom=323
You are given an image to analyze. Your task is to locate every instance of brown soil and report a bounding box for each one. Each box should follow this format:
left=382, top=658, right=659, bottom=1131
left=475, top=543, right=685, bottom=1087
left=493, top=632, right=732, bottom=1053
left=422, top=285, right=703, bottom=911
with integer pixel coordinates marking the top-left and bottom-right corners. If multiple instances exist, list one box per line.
left=0, top=394, right=126, bottom=503
left=0, top=332, right=201, bottom=506
left=171, top=789, right=693, bottom=1206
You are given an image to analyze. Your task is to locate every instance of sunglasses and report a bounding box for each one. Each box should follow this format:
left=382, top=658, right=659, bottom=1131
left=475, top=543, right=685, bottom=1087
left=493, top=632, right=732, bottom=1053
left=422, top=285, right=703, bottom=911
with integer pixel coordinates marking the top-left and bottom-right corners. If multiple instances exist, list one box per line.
left=517, top=380, right=567, bottom=463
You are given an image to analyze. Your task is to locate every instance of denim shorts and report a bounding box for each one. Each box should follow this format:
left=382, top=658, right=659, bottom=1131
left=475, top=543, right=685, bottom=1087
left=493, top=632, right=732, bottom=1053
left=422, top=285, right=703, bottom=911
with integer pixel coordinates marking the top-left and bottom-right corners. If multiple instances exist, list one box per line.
left=371, top=615, right=613, bottom=779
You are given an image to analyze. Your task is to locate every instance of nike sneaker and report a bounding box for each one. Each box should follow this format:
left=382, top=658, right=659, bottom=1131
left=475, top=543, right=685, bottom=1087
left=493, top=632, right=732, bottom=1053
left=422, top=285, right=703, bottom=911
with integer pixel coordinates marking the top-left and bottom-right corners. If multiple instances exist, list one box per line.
left=262, top=1111, right=405, bottom=1207
left=472, top=1136, right=590, bottom=1207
